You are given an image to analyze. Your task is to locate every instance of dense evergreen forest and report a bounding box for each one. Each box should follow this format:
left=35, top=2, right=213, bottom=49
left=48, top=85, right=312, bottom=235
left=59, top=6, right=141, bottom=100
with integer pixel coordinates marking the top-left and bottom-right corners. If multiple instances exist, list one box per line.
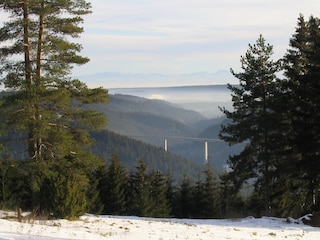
left=89, top=129, right=204, bottom=180
left=0, top=0, right=319, bottom=224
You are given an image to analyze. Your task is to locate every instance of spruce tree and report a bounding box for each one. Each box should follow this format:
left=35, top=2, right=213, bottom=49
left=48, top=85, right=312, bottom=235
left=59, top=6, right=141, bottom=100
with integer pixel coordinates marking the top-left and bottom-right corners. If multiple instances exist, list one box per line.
left=177, top=176, right=195, bottom=218
left=283, top=15, right=320, bottom=214
left=100, top=154, right=128, bottom=215
left=196, top=164, right=219, bottom=218
left=149, top=170, right=171, bottom=217
left=193, top=174, right=205, bottom=218
left=219, top=172, right=245, bottom=218
left=0, top=158, right=32, bottom=210
left=219, top=35, right=283, bottom=214
left=165, top=172, right=176, bottom=216
left=201, top=163, right=221, bottom=218
left=127, top=160, right=154, bottom=217
left=86, top=169, right=104, bottom=215
left=42, top=166, right=89, bottom=219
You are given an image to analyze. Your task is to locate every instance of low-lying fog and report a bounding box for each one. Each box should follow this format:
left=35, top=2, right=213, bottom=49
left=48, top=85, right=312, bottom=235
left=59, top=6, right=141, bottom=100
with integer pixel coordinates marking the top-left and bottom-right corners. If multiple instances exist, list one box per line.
left=109, top=85, right=233, bottom=118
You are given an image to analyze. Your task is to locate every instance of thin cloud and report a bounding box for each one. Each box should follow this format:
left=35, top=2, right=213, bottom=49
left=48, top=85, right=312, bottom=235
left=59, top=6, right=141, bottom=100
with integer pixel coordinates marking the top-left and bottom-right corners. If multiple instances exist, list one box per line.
left=0, top=0, right=319, bottom=85
left=75, top=0, right=319, bottom=78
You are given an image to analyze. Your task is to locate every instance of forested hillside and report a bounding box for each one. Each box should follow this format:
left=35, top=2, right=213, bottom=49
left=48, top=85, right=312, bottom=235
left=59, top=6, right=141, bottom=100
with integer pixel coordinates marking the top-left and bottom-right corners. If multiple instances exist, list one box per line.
left=84, top=94, right=207, bottom=146
left=171, top=118, right=244, bottom=172
left=83, top=94, right=238, bottom=171
left=89, top=130, right=204, bottom=181
left=0, top=91, right=225, bottom=179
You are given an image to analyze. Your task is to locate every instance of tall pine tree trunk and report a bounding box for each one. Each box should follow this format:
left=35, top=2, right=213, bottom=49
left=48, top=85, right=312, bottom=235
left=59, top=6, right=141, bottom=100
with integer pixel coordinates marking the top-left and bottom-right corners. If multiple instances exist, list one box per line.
left=23, top=1, right=37, bottom=161
left=33, top=0, right=45, bottom=162
left=263, top=98, right=271, bottom=215
left=23, top=0, right=32, bottom=86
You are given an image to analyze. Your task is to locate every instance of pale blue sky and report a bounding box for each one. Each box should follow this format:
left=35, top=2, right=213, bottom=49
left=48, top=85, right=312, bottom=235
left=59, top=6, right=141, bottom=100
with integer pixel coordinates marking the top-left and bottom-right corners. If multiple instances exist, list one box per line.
left=0, top=1, right=319, bottom=87
left=72, top=0, right=319, bottom=78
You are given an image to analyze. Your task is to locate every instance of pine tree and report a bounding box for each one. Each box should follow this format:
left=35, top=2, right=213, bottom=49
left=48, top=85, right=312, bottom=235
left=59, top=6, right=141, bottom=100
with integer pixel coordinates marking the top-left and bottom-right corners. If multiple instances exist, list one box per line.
left=219, top=35, right=283, bottom=214
left=0, top=0, right=108, bottom=161
left=0, top=0, right=108, bottom=216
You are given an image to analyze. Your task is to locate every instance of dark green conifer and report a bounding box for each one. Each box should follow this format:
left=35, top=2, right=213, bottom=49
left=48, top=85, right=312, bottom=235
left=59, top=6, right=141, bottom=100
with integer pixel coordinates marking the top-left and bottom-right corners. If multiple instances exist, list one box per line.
left=218, top=172, right=245, bottom=218
left=178, top=176, right=195, bottom=218
left=149, top=170, right=171, bottom=217
left=283, top=15, right=320, bottom=214
left=219, top=35, right=283, bottom=214
left=127, top=160, right=153, bottom=217
left=0, top=0, right=108, bottom=218
left=195, top=164, right=221, bottom=218
left=100, top=154, right=128, bottom=215
left=193, top=174, right=205, bottom=218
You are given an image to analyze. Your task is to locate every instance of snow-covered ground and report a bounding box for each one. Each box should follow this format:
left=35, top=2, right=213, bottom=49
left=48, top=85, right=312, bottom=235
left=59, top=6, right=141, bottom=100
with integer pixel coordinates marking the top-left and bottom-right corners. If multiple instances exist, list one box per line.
left=0, top=211, right=319, bottom=239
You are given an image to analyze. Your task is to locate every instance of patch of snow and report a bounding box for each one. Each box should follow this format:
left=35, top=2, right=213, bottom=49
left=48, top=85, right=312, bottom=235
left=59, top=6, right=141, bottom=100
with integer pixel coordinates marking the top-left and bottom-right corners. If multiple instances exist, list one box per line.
left=0, top=211, right=319, bottom=239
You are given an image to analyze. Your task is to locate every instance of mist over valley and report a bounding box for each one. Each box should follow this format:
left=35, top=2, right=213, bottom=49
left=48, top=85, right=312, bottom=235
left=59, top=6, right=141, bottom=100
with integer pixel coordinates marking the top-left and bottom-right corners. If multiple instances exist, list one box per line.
left=84, top=85, right=241, bottom=177
left=109, top=84, right=233, bottom=118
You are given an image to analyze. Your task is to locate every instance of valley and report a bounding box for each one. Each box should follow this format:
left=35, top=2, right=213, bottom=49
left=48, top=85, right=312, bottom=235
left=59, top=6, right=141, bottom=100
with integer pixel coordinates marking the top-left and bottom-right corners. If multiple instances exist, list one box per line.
left=85, top=85, right=242, bottom=178
left=0, top=85, right=241, bottom=180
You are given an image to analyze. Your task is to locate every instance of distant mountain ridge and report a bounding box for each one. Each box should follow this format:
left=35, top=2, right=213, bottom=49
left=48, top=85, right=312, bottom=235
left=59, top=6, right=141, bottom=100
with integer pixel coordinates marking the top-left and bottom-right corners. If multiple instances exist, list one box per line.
left=77, top=70, right=237, bottom=88
left=109, top=84, right=233, bottom=118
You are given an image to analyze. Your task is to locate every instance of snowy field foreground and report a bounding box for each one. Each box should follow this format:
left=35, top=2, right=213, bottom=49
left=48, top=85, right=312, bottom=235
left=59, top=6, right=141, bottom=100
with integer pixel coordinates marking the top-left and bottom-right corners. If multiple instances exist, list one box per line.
left=0, top=211, right=320, bottom=240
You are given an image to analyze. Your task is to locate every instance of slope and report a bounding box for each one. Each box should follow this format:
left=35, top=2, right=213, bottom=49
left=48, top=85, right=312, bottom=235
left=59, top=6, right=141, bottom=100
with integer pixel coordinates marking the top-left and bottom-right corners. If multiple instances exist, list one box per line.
left=89, top=130, right=203, bottom=181
left=85, top=94, right=207, bottom=146
left=171, top=118, right=244, bottom=172
left=1, top=211, right=319, bottom=240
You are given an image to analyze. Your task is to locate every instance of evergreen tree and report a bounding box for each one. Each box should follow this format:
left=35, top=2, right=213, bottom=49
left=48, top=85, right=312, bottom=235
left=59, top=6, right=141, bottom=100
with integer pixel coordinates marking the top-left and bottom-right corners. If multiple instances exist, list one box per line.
left=196, top=164, right=219, bottom=218
left=283, top=15, right=320, bottom=214
left=127, top=160, right=154, bottom=217
left=38, top=152, right=104, bottom=219
left=0, top=0, right=108, bottom=216
left=219, top=172, right=245, bottom=218
left=0, top=0, right=108, bottom=161
left=86, top=170, right=104, bottom=215
left=177, top=176, right=195, bottom=218
left=219, top=35, right=283, bottom=214
left=193, top=174, right=205, bottom=218
left=149, top=170, right=171, bottom=217
left=165, top=172, right=177, bottom=217
left=43, top=167, right=88, bottom=219
left=0, top=158, right=32, bottom=210
left=100, top=154, right=128, bottom=215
